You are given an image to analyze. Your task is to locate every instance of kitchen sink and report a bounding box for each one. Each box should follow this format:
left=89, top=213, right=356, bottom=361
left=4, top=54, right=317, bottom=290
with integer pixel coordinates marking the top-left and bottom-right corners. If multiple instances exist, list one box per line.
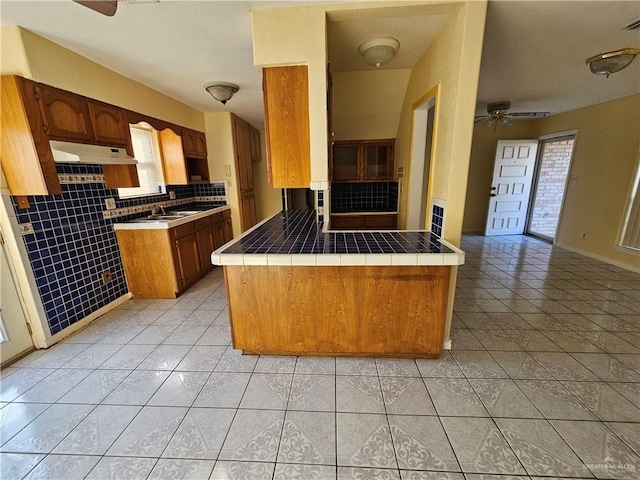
left=171, top=210, right=204, bottom=215
left=146, top=214, right=185, bottom=220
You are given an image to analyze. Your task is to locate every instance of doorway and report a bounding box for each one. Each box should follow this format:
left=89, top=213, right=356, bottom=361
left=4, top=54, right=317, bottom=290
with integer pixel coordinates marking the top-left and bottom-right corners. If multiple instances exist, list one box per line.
left=406, top=91, right=436, bottom=230
left=1, top=228, right=35, bottom=365
left=526, top=134, right=576, bottom=241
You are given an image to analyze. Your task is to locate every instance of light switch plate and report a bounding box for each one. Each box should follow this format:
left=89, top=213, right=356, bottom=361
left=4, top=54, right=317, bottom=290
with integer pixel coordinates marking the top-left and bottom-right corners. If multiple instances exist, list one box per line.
left=224, top=165, right=232, bottom=177
left=105, top=198, right=116, bottom=209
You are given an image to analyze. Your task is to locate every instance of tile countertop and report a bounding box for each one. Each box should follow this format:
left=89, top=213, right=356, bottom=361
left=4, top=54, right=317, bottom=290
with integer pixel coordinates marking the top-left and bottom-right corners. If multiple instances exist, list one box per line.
left=211, top=210, right=464, bottom=267
left=112, top=205, right=230, bottom=230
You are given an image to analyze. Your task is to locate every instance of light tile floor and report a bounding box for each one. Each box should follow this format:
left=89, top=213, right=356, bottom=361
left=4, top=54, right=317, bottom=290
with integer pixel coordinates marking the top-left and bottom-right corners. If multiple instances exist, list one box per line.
left=1, top=234, right=639, bottom=479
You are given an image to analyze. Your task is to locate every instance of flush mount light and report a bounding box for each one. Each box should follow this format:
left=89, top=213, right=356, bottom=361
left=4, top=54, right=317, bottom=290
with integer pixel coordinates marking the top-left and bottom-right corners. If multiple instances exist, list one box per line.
left=359, top=37, right=400, bottom=68
left=586, top=47, right=640, bottom=77
left=204, top=82, right=239, bottom=105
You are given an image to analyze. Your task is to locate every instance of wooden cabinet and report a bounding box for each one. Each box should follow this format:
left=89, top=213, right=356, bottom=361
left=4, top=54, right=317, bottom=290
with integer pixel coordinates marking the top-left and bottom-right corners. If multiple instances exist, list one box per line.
left=174, top=229, right=202, bottom=289
left=116, top=210, right=233, bottom=298
left=263, top=65, right=311, bottom=188
left=1, top=75, right=139, bottom=195
left=332, top=139, right=395, bottom=182
left=87, top=101, right=131, bottom=148
left=232, top=115, right=258, bottom=231
left=36, top=84, right=93, bottom=142
left=249, top=126, right=261, bottom=162
left=182, top=128, right=207, bottom=158
left=331, top=213, right=397, bottom=230
left=158, top=127, right=210, bottom=185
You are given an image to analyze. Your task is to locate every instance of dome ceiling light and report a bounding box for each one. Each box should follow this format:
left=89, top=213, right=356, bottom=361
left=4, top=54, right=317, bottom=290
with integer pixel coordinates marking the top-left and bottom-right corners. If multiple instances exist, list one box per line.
left=204, top=82, right=239, bottom=105
left=586, top=47, right=640, bottom=77
left=359, top=37, right=400, bottom=68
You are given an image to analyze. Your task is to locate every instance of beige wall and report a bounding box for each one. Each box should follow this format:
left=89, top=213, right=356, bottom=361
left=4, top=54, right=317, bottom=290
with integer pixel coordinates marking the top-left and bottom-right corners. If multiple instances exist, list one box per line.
left=0, top=26, right=31, bottom=78
left=332, top=69, right=411, bottom=141
left=252, top=131, right=282, bottom=221
left=9, top=28, right=205, bottom=131
left=462, top=94, right=640, bottom=271
left=531, top=95, right=640, bottom=269
left=394, top=2, right=487, bottom=244
left=463, top=121, right=533, bottom=233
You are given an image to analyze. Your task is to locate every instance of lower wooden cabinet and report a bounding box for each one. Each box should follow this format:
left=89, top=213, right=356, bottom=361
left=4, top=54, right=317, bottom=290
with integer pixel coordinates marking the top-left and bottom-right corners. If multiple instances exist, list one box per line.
left=116, top=210, right=233, bottom=298
left=331, top=213, right=397, bottom=230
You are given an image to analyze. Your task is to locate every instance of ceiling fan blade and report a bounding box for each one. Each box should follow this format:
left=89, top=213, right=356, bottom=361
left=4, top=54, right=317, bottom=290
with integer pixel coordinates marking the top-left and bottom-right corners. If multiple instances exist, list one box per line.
left=73, top=0, right=118, bottom=16
left=508, top=111, right=551, bottom=118
left=474, top=116, right=490, bottom=123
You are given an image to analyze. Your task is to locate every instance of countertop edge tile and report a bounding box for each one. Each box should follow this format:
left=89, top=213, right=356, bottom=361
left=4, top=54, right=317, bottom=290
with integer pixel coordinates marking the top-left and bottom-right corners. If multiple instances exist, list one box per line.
left=267, top=255, right=292, bottom=266
left=391, top=253, right=418, bottom=266
left=365, top=254, right=393, bottom=266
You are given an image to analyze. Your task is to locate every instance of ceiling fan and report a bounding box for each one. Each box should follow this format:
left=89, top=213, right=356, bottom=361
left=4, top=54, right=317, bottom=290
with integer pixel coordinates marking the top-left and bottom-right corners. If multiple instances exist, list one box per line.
left=474, top=101, right=550, bottom=129
left=73, top=1, right=118, bottom=16
left=72, top=0, right=158, bottom=17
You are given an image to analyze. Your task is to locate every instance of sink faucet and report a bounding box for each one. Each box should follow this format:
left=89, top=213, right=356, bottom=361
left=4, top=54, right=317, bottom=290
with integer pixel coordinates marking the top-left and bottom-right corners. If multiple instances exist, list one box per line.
left=151, top=204, right=166, bottom=216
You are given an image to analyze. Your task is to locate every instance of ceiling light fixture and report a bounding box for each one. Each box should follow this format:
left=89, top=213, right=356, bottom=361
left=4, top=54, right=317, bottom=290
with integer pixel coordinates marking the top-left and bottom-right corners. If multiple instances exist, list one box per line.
left=586, top=47, right=640, bottom=77
left=204, top=82, right=239, bottom=105
left=359, top=37, right=400, bottom=68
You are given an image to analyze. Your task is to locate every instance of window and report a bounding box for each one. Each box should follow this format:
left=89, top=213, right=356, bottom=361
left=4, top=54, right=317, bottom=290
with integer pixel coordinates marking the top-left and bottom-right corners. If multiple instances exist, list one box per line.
left=620, top=157, right=640, bottom=251
left=118, top=124, right=166, bottom=198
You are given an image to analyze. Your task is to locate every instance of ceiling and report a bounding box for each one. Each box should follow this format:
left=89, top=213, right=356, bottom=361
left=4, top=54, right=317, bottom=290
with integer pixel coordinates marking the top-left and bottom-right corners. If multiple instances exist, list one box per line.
left=1, top=0, right=639, bottom=127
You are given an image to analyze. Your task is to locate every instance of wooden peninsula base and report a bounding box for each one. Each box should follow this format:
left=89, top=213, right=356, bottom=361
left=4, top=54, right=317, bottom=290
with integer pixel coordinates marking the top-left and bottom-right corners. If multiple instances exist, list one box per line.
left=224, top=265, right=451, bottom=358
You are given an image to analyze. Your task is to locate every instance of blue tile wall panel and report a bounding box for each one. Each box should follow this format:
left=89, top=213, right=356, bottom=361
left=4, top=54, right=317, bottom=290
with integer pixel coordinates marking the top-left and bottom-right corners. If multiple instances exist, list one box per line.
left=331, top=182, right=398, bottom=213
left=11, top=164, right=226, bottom=335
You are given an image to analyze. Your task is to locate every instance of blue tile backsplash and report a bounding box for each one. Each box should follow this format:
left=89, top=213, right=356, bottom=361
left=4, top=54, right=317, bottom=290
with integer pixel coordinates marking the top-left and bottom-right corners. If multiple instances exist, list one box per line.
left=331, top=182, right=398, bottom=213
left=431, top=205, right=444, bottom=239
left=11, top=163, right=226, bottom=336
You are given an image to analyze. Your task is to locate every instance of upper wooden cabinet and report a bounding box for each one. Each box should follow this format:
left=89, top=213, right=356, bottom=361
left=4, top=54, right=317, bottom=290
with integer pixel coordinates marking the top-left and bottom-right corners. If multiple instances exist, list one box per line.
left=332, top=139, right=395, bottom=182
left=262, top=65, right=311, bottom=188
left=36, top=83, right=93, bottom=142
left=1, top=75, right=140, bottom=195
left=158, top=127, right=210, bottom=185
left=88, top=101, right=131, bottom=149
left=182, top=128, right=207, bottom=159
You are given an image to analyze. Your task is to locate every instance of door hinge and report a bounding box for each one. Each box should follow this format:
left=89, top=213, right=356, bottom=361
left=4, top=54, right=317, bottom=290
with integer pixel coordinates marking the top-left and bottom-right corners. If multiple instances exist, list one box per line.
left=34, top=90, right=40, bottom=101
left=43, top=124, right=49, bottom=135
left=25, top=322, right=33, bottom=335
left=0, top=231, right=4, bottom=245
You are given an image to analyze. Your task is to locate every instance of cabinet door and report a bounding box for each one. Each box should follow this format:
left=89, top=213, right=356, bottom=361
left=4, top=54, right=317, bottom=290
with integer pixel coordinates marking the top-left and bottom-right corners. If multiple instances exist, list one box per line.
left=240, top=194, right=257, bottom=232
left=159, top=128, right=189, bottom=184
left=182, top=128, right=207, bottom=158
left=36, top=84, right=92, bottom=142
left=364, top=214, right=397, bottom=229
left=174, top=232, right=202, bottom=289
left=249, top=126, right=261, bottom=162
left=263, top=66, right=311, bottom=188
left=332, top=142, right=361, bottom=182
left=233, top=116, right=254, bottom=193
left=197, top=225, right=215, bottom=273
left=364, top=140, right=394, bottom=180
left=213, top=219, right=225, bottom=249
left=222, top=217, right=234, bottom=243
left=88, top=101, right=130, bottom=147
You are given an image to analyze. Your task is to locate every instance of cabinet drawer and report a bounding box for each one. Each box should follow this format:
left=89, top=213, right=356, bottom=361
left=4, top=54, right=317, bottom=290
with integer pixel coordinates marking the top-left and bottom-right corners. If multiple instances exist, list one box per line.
left=364, top=215, right=397, bottom=229
left=195, top=217, right=212, bottom=230
left=173, top=222, right=196, bottom=239
left=222, top=209, right=231, bottom=220
left=211, top=212, right=223, bottom=224
left=332, top=216, right=364, bottom=229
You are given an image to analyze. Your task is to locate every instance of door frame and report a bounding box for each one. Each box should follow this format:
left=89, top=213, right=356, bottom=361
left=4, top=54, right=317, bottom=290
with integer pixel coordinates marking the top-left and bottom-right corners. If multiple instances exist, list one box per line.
left=406, top=85, right=439, bottom=230
left=525, top=130, right=578, bottom=243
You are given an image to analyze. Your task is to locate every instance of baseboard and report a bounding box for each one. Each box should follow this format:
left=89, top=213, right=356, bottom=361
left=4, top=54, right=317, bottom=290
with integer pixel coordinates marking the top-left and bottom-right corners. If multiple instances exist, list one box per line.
left=554, top=241, right=640, bottom=274
left=442, top=338, right=452, bottom=350
left=42, top=293, right=132, bottom=347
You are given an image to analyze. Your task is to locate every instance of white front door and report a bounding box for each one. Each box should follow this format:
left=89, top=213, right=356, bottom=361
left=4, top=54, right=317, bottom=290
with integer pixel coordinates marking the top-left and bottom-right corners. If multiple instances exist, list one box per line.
left=485, top=140, right=539, bottom=236
left=1, top=231, right=35, bottom=365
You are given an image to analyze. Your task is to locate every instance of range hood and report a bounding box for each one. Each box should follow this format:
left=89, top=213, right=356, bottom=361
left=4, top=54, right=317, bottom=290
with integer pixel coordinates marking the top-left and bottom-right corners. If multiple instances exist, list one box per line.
left=50, top=140, right=138, bottom=165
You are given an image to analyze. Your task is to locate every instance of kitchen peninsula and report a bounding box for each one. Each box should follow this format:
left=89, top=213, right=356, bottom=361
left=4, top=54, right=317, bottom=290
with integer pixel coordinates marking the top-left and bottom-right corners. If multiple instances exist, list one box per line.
left=211, top=210, right=464, bottom=358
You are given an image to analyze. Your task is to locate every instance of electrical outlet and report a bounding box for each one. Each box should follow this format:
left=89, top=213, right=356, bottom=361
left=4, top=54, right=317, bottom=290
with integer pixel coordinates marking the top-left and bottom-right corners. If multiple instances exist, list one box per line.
left=169, top=191, right=176, bottom=200
left=226, top=179, right=232, bottom=187
left=102, top=270, right=113, bottom=284
left=105, top=198, right=116, bottom=210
